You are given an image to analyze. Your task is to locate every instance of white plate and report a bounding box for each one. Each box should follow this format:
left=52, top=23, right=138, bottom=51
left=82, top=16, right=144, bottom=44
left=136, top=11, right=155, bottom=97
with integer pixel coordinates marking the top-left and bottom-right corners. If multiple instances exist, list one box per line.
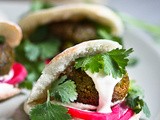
left=0, top=2, right=160, bottom=120
left=124, top=26, right=160, bottom=120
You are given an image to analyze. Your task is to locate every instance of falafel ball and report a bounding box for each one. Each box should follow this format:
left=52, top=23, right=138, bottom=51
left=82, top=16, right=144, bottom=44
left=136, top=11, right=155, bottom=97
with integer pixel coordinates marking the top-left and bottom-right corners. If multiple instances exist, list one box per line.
left=61, top=62, right=130, bottom=106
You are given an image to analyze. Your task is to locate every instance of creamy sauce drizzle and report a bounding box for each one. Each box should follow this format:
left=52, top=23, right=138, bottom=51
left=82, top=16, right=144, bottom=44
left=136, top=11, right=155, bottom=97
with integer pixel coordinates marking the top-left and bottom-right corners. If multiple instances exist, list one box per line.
left=0, top=69, right=14, bottom=82
left=85, top=70, right=121, bottom=113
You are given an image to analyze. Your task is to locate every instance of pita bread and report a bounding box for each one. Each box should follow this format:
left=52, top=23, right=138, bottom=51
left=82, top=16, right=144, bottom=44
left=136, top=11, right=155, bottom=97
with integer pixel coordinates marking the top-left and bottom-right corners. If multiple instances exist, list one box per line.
left=19, top=4, right=123, bottom=38
left=0, top=21, right=22, bottom=48
left=24, top=39, right=122, bottom=114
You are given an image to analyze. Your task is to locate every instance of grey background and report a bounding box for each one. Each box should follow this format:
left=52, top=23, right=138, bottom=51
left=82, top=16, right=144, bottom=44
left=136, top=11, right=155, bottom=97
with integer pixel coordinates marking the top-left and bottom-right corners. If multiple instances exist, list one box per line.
left=109, top=0, right=160, bottom=24
left=0, top=0, right=160, bottom=24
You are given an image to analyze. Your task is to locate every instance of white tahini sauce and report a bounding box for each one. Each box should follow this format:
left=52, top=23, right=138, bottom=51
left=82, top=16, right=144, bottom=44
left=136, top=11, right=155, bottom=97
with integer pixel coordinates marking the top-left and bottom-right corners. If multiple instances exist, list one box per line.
left=0, top=69, right=14, bottom=82
left=85, top=70, right=121, bottom=113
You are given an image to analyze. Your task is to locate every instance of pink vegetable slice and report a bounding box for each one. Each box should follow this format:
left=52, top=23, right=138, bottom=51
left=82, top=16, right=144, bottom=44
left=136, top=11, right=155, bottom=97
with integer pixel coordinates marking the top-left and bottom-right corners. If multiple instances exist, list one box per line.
left=6, top=63, right=27, bottom=85
left=68, top=102, right=134, bottom=120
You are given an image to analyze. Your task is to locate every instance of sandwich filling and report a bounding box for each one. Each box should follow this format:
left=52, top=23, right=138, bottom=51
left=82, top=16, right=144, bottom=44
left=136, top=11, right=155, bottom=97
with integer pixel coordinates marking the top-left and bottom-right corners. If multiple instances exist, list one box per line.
left=28, top=42, right=150, bottom=120
left=59, top=61, right=129, bottom=113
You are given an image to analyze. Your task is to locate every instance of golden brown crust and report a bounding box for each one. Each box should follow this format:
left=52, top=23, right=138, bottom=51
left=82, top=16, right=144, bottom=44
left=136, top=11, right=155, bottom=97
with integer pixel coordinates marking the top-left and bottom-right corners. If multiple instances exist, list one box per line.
left=112, top=74, right=130, bottom=102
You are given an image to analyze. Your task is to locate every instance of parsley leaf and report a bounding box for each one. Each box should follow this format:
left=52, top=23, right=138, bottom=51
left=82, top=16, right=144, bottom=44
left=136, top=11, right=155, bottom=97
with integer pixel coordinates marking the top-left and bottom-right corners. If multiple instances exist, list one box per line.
left=75, top=54, right=103, bottom=73
left=102, top=54, right=122, bottom=78
left=75, top=48, right=133, bottom=78
left=126, top=80, right=151, bottom=118
left=126, top=95, right=144, bottom=114
left=38, top=39, right=60, bottom=60
left=24, top=40, right=40, bottom=61
left=15, top=37, right=60, bottom=89
left=29, top=91, right=71, bottom=120
left=22, top=38, right=60, bottom=61
left=50, top=75, right=78, bottom=103
left=108, top=48, right=133, bottom=75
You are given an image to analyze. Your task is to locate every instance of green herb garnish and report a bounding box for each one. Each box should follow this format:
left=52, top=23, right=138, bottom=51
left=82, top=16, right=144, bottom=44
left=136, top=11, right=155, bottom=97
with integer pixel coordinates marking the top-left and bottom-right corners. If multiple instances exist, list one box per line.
left=50, top=75, right=78, bottom=103
left=29, top=91, right=71, bottom=120
left=0, top=35, right=5, bottom=44
left=97, top=26, right=123, bottom=45
left=75, top=48, right=133, bottom=78
left=126, top=80, right=151, bottom=118
left=16, top=38, right=60, bottom=89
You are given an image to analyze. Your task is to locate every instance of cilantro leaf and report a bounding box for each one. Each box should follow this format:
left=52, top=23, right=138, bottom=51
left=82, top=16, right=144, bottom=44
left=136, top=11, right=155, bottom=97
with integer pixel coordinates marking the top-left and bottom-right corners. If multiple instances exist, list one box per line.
left=29, top=91, right=71, bottom=120
left=75, top=54, right=103, bottom=73
left=24, top=40, right=40, bottom=61
left=15, top=37, right=60, bottom=89
left=102, top=55, right=122, bottom=78
left=108, top=48, right=133, bottom=74
left=126, top=80, right=151, bottom=118
left=30, top=103, right=71, bottom=120
left=126, top=95, right=144, bottom=114
left=50, top=76, right=78, bottom=103
left=38, top=39, right=60, bottom=60
left=75, top=48, right=133, bottom=78
left=24, top=38, right=61, bottom=61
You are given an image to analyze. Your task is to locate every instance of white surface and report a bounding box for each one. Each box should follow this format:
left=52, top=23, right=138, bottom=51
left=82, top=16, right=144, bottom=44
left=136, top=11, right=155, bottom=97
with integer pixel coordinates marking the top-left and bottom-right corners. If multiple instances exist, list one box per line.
left=124, top=26, right=160, bottom=120
left=0, top=1, right=160, bottom=120
left=0, top=90, right=29, bottom=119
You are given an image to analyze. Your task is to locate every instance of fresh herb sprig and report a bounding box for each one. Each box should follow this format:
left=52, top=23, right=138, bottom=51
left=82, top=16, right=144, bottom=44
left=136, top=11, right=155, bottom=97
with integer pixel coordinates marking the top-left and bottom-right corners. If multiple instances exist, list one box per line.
left=126, top=80, right=151, bottom=118
left=50, top=75, right=78, bottom=103
left=16, top=38, right=60, bottom=89
left=29, top=91, right=71, bottom=120
left=75, top=48, right=133, bottom=78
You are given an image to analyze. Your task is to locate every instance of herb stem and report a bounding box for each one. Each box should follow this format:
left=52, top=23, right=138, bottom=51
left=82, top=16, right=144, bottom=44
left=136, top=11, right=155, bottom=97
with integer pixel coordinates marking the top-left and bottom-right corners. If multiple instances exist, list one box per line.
left=47, top=90, right=50, bottom=103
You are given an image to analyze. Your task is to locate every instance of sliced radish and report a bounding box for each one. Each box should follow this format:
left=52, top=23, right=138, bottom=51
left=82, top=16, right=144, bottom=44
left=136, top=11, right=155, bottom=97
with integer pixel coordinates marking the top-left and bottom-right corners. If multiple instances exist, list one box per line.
left=6, top=63, right=27, bottom=85
left=68, top=102, right=134, bottom=120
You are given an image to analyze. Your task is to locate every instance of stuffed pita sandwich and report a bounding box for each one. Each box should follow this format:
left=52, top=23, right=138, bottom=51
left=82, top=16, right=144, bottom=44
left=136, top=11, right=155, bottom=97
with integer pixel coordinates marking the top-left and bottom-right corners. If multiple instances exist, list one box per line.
left=24, top=40, right=150, bottom=120
left=0, top=21, right=27, bottom=101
